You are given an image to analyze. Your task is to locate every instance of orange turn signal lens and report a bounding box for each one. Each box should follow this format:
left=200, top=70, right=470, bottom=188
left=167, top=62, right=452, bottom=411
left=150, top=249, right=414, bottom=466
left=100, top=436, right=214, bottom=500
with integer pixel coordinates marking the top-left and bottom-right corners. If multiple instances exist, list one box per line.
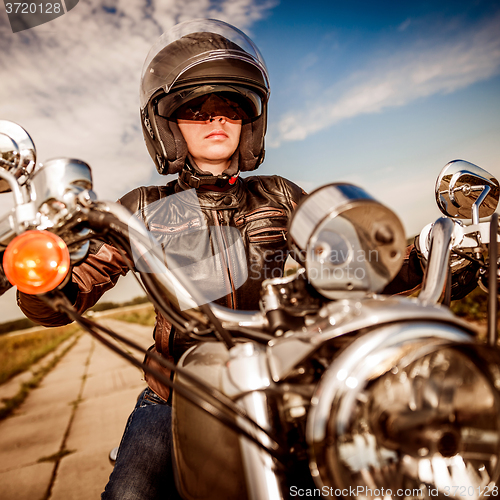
left=3, top=230, right=70, bottom=294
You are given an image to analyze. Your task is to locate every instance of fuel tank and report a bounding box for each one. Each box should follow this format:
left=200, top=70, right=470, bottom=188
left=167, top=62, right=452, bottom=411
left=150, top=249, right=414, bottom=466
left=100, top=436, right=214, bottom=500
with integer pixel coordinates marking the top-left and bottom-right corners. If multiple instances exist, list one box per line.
left=172, top=342, right=248, bottom=500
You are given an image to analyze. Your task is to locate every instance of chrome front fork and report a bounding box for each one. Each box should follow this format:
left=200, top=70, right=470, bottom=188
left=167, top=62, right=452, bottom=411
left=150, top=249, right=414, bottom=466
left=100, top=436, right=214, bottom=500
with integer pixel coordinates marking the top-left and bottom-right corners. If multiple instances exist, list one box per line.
left=224, top=343, right=285, bottom=500
left=238, top=391, right=284, bottom=500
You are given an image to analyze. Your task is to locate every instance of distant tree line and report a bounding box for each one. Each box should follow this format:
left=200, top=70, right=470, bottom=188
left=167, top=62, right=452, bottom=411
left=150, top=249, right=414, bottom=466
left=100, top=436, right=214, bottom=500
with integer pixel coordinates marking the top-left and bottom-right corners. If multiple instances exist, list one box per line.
left=0, top=318, right=36, bottom=335
left=88, top=295, right=149, bottom=313
left=0, top=295, right=149, bottom=335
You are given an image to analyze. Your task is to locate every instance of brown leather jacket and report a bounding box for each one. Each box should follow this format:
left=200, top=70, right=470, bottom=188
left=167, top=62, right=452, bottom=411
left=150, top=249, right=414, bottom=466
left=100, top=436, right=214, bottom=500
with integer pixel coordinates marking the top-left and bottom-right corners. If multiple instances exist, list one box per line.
left=18, top=174, right=307, bottom=400
left=18, top=174, right=424, bottom=401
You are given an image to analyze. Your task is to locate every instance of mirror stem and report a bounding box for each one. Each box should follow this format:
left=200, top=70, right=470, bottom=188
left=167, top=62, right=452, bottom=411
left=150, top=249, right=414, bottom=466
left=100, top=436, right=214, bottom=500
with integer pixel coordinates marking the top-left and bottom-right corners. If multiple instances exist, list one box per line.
left=472, top=185, right=491, bottom=225
left=443, top=266, right=452, bottom=306
left=488, top=212, right=498, bottom=346
left=0, top=169, right=27, bottom=205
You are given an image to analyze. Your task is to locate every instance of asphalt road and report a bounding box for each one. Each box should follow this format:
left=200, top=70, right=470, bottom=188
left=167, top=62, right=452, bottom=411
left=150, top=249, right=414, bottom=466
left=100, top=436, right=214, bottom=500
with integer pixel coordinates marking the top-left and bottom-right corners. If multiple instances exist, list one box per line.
left=0, top=318, right=152, bottom=500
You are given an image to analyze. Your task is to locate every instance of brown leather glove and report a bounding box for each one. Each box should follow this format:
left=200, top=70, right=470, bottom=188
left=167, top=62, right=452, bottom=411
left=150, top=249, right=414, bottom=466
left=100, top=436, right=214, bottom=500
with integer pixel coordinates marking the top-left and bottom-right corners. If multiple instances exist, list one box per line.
left=382, top=244, right=424, bottom=295
left=0, top=253, right=13, bottom=296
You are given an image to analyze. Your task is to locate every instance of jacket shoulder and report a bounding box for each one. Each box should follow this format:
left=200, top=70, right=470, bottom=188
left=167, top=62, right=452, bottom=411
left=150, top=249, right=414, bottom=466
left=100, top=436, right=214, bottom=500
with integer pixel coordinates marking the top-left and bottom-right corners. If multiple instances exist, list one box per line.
left=242, top=175, right=306, bottom=208
left=118, top=181, right=177, bottom=213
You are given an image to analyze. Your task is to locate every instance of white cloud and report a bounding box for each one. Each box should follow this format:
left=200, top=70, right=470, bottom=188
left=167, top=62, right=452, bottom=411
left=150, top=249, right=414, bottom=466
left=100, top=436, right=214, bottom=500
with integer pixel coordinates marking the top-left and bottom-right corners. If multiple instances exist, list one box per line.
left=398, top=18, right=411, bottom=32
left=208, top=0, right=278, bottom=30
left=269, top=14, right=500, bottom=147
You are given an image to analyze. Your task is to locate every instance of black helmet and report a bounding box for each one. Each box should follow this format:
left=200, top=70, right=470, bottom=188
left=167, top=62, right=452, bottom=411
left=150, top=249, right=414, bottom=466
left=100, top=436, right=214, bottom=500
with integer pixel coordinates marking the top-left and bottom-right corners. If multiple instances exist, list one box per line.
left=140, top=19, right=270, bottom=176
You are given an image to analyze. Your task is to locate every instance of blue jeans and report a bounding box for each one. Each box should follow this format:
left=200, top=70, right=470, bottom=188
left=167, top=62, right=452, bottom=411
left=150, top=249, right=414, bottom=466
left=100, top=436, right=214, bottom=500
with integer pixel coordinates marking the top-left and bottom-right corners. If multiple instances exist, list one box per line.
left=102, top=388, right=182, bottom=500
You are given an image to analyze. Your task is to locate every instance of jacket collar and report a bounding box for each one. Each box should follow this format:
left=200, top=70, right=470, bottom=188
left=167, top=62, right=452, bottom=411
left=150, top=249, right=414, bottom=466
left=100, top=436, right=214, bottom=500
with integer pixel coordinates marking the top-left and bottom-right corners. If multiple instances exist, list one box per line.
left=175, top=174, right=245, bottom=209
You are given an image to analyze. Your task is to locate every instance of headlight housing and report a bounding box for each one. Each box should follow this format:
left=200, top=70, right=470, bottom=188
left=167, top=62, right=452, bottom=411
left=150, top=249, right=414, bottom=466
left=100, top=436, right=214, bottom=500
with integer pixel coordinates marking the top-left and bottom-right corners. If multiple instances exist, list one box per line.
left=307, top=322, right=500, bottom=498
left=288, top=184, right=405, bottom=299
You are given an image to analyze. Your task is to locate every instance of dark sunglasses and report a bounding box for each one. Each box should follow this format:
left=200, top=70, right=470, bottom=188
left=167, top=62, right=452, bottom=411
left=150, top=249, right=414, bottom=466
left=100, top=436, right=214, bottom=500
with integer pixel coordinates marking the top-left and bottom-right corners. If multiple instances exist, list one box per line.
left=157, top=90, right=261, bottom=123
left=175, top=94, right=249, bottom=122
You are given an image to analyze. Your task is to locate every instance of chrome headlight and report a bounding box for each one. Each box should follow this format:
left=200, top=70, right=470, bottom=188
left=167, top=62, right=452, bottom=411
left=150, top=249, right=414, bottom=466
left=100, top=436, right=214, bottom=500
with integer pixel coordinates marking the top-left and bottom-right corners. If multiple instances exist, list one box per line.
left=307, top=322, right=500, bottom=498
left=289, top=184, right=406, bottom=299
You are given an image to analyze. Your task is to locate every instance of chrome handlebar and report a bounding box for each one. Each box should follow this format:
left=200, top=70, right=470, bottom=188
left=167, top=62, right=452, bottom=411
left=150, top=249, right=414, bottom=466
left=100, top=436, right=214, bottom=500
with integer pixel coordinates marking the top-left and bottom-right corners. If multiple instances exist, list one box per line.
left=418, top=214, right=500, bottom=306
left=418, top=218, right=455, bottom=305
left=1, top=120, right=498, bottom=330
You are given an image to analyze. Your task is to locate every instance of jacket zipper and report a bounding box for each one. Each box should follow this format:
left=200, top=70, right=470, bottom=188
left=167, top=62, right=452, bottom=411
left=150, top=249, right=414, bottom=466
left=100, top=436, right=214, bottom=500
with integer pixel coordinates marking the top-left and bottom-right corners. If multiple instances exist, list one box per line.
left=212, top=210, right=237, bottom=309
left=235, top=206, right=286, bottom=226
left=248, top=226, right=288, bottom=243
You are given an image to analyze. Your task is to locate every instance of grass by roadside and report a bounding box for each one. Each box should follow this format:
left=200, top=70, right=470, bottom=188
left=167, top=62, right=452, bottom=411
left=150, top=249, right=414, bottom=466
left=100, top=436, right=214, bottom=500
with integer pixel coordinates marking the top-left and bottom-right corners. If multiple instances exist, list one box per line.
left=0, top=333, right=81, bottom=420
left=0, top=324, right=80, bottom=386
left=450, top=287, right=497, bottom=341
left=109, top=304, right=155, bottom=326
left=0, top=302, right=150, bottom=389
left=0, top=302, right=151, bottom=422
left=451, top=287, right=489, bottom=322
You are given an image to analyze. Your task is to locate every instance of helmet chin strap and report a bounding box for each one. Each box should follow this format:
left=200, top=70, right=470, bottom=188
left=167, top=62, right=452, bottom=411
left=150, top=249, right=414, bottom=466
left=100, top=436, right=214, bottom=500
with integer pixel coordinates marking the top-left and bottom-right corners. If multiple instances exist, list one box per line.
left=179, top=154, right=240, bottom=189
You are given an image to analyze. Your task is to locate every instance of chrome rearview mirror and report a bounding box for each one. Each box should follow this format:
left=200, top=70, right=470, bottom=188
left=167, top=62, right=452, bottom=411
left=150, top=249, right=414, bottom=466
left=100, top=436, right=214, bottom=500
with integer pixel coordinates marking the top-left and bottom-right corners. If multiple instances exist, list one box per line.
left=30, top=158, right=94, bottom=263
left=0, top=120, right=37, bottom=193
left=31, top=158, right=93, bottom=220
left=436, top=160, right=499, bottom=224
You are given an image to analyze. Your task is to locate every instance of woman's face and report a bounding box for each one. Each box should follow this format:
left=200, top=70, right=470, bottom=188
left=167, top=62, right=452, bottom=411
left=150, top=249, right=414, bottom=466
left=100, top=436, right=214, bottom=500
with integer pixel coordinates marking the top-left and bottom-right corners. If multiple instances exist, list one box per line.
left=177, top=116, right=241, bottom=173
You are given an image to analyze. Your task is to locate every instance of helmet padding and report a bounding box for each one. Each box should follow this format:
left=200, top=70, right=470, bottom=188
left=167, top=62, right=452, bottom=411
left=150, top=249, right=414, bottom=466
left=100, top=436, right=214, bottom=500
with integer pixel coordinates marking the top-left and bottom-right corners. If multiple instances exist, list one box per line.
left=150, top=111, right=266, bottom=175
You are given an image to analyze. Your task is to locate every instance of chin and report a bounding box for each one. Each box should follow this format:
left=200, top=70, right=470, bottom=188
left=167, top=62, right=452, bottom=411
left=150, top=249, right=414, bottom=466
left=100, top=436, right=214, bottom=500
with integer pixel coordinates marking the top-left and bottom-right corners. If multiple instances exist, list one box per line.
left=204, top=148, right=236, bottom=162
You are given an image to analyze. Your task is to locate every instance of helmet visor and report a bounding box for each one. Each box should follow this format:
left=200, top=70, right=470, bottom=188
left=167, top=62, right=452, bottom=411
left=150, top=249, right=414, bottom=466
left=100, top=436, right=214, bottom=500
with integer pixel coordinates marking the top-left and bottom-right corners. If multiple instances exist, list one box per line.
left=156, top=85, right=262, bottom=123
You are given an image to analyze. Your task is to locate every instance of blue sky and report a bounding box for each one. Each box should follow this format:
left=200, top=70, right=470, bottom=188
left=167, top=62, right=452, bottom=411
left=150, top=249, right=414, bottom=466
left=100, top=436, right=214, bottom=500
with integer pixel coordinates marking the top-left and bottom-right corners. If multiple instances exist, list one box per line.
left=251, top=0, right=500, bottom=229
left=0, top=0, right=499, bottom=321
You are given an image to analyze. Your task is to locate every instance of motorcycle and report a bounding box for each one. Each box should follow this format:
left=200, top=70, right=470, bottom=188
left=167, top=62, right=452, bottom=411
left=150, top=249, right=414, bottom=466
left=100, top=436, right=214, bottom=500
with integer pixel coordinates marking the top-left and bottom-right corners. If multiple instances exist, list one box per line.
left=1, top=119, right=500, bottom=499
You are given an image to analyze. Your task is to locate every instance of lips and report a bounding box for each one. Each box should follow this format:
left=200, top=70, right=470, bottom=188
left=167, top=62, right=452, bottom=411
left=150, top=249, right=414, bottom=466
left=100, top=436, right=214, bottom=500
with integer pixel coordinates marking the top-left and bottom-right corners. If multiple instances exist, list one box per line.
left=205, top=129, right=228, bottom=139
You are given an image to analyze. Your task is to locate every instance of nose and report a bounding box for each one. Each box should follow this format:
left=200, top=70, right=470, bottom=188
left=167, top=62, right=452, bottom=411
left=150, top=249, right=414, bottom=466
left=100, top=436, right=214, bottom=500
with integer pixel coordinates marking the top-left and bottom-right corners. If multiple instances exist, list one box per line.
left=209, top=116, right=226, bottom=124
